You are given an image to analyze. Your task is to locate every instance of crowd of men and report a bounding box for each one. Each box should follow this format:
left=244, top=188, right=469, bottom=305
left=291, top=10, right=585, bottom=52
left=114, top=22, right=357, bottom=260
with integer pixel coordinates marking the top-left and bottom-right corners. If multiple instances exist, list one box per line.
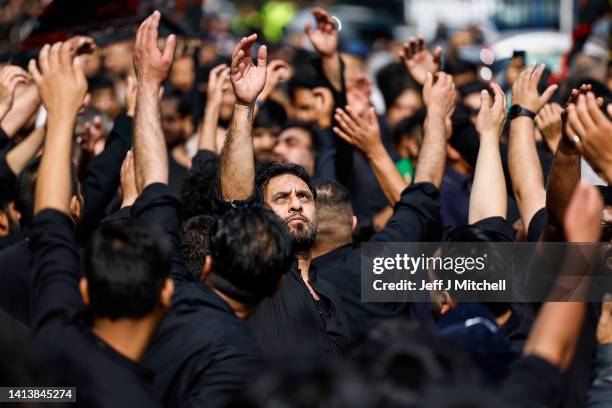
left=0, top=4, right=612, bottom=407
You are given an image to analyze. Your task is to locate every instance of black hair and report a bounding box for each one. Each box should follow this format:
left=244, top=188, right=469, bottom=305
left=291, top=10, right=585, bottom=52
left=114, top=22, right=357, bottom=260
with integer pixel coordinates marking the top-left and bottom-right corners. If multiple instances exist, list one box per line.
left=458, top=80, right=489, bottom=98
left=392, top=111, right=425, bottom=147
left=180, top=152, right=219, bottom=218
left=287, top=73, right=328, bottom=101
left=279, top=120, right=316, bottom=151
left=596, top=185, right=612, bottom=207
left=350, top=319, right=480, bottom=405
left=14, top=158, right=79, bottom=230
left=313, top=178, right=352, bottom=224
left=85, top=219, right=172, bottom=319
left=181, top=215, right=216, bottom=280
left=208, top=206, right=294, bottom=305
left=376, top=62, right=420, bottom=109
left=253, top=100, right=287, bottom=130
left=228, top=360, right=381, bottom=408
left=87, top=73, right=114, bottom=91
left=256, top=162, right=317, bottom=200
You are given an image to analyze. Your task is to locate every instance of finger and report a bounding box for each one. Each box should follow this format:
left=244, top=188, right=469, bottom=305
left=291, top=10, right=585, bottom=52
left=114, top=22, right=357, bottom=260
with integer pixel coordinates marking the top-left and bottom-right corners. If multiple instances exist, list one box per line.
left=539, top=84, right=558, bottom=106
left=162, top=34, right=176, bottom=63
left=567, top=104, right=587, bottom=138
left=60, top=41, right=72, bottom=68
left=27, top=59, right=42, bottom=85
left=417, top=37, right=425, bottom=53
left=231, top=49, right=244, bottom=76
left=150, top=11, right=161, bottom=51
left=576, top=94, right=596, bottom=131
left=210, top=63, right=227, bottom=80
left=424, top=71, right=433, bottom=93
left=479, top=89, right=491, bottom=111
left=332, top=126, right=352, bottom=144
left=335, top=108, right=357, bottom=134
left=257, top=45, right=267, bottom=70
left=586, top=92, right=609, bottom=127
left=38, top=44, right=51, bottom=74
left=530, top=63, right=545, bottom=86
left=304, top=22, right=314, bottom=38
left=489, top=82, right=505, bottom=111
left=408, top=37, right=417, bottom=57
left=432, top=46, right=442, bottom=64
left=607, top=103, right=612, bottom=118
left=567, top=88, right=579, bottom=107
left=49, top=42, right=62, bottom=69
left=6, top=75, right=26, bottom=94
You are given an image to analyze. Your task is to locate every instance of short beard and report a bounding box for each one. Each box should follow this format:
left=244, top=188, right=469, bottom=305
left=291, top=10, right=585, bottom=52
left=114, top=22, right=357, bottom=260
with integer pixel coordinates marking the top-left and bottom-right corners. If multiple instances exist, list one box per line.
left=287, top=218, right=318, bottom=252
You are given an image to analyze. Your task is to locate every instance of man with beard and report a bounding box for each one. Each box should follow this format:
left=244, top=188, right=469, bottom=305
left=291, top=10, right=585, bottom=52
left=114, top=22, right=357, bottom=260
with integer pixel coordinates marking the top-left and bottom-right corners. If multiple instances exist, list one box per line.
left=216, top=33, right=350, bottom=361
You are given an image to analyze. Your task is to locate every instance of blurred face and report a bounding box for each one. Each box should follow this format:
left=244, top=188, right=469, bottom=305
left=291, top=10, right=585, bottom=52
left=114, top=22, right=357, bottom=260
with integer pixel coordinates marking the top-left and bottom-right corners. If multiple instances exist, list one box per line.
left=104, top=41, right=134, bottom=75
left=273, top=127, right=315, bottom=175
left=292, top=88, right=317, bottom=124
left=161, top=98, right=184, bottom=147
left=170, top=57, right=195, bottom=93
left=91, top=88, right=120, bottom=118
left=264, top=174, right=318, bottom=251
left=387, top=89, right=422, bottom=128
left=220, top=86, right=236, bottom=122
left=253, top=127, right=279, bottom=163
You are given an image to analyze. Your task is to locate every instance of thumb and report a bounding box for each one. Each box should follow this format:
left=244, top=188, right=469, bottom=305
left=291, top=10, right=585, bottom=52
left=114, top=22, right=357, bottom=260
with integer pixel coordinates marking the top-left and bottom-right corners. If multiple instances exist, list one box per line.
left=162, top=34, right=177, bottom=63
left=479, top=90, right=491, bottom=111
left=433, top=46, right=442, bottom=64
left=539, top=84, right=558, bottom=105
left=424, top=72, right=433, bottom=91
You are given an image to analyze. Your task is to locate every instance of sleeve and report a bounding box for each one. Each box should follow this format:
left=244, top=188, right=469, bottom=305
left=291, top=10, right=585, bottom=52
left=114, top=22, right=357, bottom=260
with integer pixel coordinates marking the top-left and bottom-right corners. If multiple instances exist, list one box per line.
left=211, top=186, right=264, bottom=216
left=0, top=152, right=17, bottom=203
left=130, top=183, right=190, bottom=284
left=28, top=209, right=84, bottom=331
left=500, top=355, right=563, bottom=408
left=99, top=206, right=132, bottom=224
left=76, top=114, right=133, bottom=242
left=471, top=216, right=515, bottom=242
left=527, top=208, right=547, bottom=243
left=0, top=127, right=9, bottom=150
left=585, top=344, right=612, bottom=408
left=313, top=128, right=337, bottom=180
left=369, top=182, right=442, bottom=243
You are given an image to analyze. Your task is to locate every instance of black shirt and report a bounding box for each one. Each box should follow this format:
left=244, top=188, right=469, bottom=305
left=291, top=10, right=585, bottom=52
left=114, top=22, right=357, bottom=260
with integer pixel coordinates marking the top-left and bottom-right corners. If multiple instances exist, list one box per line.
left=132, top=183, right=262, bottom=408
left=314, top=182, right=442, bottom=337
left=29, top=209, right=161, bottom=407
left=500, top=355, right=563, bottom=408
left=248, top=262, right=351, bottom=362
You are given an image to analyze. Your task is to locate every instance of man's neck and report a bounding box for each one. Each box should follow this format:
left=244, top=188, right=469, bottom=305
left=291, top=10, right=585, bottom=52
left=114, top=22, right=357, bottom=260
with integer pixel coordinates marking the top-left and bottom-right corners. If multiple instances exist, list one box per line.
left=295, top=250, right=312, bottom=281
left=211, top=288, right=255, bottom=320
left=91, top=315, right=160, bottom=362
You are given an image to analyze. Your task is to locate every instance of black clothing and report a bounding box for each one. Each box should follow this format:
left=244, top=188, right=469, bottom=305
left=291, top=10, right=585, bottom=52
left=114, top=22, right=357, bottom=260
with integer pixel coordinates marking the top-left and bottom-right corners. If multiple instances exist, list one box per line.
left=0, top=239, right=29, bottom=325
left=501, top=355, right=563, bottom=408
left=314, top=182, right=442, bottom=337
left=168, top=153, right=188, bottom=197
left=29, top=209, right=161, bottom=407
left=133, top=183, right=262, bottom=408
left=527, top=207, right=547, bottom=242
left=248, top=262, right=350, bottom=361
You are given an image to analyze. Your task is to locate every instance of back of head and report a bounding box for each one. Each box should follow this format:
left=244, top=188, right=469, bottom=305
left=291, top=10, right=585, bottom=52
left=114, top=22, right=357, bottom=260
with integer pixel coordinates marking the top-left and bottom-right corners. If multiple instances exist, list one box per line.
left=181, top=215, right=216, bottom=281
left=313, top=178, right=353, bottom=245
left=209, top=206, right=294, bottom=305
left=253, top=100, right=287, bottom=130
left=376, top=62, right=420, bottom=109
left=288, top=73, right=327, bottom=101
left=180, top=153, right=219, bottom=218
left=85, top=219, right=172, bottom=319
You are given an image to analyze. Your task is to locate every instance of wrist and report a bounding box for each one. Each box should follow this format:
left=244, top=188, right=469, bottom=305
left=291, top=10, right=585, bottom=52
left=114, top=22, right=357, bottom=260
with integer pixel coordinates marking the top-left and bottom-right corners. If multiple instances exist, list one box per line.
left=365, top=143, right=387, bottom=161
left=234, top=101, right=254, bottom=111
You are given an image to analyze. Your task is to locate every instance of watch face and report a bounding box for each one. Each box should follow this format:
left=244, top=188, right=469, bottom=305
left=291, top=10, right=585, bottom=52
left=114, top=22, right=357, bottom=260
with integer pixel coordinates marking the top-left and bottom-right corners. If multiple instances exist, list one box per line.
left=509, top=104, right=521, bottom=117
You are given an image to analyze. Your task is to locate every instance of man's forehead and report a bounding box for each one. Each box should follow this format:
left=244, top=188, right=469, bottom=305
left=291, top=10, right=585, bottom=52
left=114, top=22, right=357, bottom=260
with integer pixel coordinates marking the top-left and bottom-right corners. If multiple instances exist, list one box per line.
left=279, top=127, right=310, bottom=142
left=265, top=174, right=310, bottom=194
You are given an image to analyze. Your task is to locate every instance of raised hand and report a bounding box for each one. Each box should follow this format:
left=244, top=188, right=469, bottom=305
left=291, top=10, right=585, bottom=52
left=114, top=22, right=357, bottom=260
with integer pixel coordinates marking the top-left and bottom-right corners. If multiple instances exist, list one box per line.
left=565, top=92, right=612, bottom=181
left=563, top=182, right=603, bottom=242
left=423, top=72, right=456, bottom=119
left=535, top=102, right=563, bottom=151
left=120, top=150, right=139, bottom=208
left=66, top=35, right=97, bottom=56
left=207, top=63, right=230, bottom=107
left=0, top=65, right=29, bottom=120
left=511, top=64, right=558, bottom=113
left=230, top=34, right=267, bottom=106
left=28, top=42, right=87, bottom=118
left=475, top=82, right=507, bottom=140
left=333, top=106, right=382, bottom=158
left=305, top=8, right=339, bottom=58
left=597, top=295, right=612, bottom=345
left=133, top=11, right=176, bottom=87
left=399, top=36, right=442, bottom=86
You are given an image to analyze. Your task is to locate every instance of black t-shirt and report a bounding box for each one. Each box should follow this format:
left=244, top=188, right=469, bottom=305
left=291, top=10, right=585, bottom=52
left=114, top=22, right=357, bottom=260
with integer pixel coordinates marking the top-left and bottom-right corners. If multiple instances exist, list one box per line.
left=500, top=355, right=563, bottom=408
left=527, top=207, right=547, bottom=243
left=29, top=209, right=162, bottom=407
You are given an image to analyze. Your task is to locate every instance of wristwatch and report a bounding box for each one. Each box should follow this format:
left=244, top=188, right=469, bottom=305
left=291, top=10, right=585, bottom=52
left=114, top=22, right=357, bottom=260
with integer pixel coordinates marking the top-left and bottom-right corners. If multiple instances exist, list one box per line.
left=508, top=104, right=536, bottom=121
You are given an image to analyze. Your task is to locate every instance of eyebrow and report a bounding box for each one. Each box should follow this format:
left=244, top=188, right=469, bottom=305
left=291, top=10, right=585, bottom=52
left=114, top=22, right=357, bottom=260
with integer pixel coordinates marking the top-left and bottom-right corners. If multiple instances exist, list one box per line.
left=272, top=191, right=291, bottom=200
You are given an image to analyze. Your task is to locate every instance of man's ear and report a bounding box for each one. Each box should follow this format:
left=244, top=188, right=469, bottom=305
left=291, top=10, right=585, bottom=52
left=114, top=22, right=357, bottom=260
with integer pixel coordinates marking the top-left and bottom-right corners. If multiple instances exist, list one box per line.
left=159, top=278, right=174, bottom=309
left=70, top=196, right=81, bottom=225
left=446, top=145, right=461, bottom=161
left=352, top=215, right=358, bottom=233
left=201, top=255, right=213, bottom=283
left=0, top=209, right=9, bottom=237
left=79, top=277, right=91, bottom=307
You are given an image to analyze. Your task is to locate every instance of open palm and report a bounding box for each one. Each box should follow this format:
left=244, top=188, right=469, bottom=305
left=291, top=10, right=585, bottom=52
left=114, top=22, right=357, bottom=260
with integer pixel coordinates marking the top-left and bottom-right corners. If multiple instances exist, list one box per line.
left=231, top=34, right=267, bottom=106
left=400, top=37, right=441, bottom=85
left=305, top=8, right=338, bottom=57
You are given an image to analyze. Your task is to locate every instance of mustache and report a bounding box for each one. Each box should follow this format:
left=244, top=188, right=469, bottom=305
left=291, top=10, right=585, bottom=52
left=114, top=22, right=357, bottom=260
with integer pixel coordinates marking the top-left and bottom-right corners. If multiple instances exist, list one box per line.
left=285, top=214, right=308, bottom=224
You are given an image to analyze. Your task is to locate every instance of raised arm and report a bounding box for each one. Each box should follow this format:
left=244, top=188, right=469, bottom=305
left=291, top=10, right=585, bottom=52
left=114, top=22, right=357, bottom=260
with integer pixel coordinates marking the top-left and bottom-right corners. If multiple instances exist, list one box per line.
left=29, top=43, right=87, bottom=215
left=0, top=69, right=40, bottom=139
left=132, top=10, right=176, bottom=191
left=469, top=83, right=507, bottom=223
left=333, top=106, right=407, bottom=205
left=220, top=34, right=267, bottom=201
left=0, top=66, right=28, bottom=125
left=198, top=63, right=230, bottom=152
left=414, top=72, right=456, bottom=188
left=305, top=8, right=341, bottom=91
left=508, top=64, right=558, bottom=235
